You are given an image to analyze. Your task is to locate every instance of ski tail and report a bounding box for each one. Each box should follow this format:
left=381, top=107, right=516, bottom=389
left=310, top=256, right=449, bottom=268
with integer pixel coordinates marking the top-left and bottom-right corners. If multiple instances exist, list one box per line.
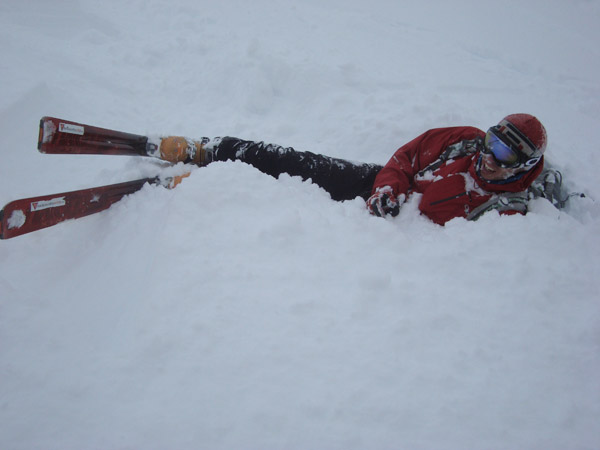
left=38, top=117, right=159, bottom=157
left=0, top=177, right=160, bottom=239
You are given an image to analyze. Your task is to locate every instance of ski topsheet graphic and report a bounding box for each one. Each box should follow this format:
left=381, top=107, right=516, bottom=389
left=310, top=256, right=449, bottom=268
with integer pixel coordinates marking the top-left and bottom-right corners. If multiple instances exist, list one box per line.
left=1, top=117, right=190, bottom=239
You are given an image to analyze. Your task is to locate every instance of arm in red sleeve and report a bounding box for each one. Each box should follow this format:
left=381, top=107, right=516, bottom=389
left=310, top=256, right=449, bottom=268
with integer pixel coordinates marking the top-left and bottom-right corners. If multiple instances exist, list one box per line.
left=372, top=126, right=485, bottom=197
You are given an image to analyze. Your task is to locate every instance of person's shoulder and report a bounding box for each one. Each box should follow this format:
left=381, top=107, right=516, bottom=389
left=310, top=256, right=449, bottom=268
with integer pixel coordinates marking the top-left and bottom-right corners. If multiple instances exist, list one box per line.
left=425, top=125, right=485, bottom=137
left=417, top=126, right=485, bottom=145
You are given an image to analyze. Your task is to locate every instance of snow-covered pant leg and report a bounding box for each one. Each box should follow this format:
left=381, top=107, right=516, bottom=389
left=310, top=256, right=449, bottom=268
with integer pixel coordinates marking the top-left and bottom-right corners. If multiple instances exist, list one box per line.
left=213, top=137, right=382, bottom=201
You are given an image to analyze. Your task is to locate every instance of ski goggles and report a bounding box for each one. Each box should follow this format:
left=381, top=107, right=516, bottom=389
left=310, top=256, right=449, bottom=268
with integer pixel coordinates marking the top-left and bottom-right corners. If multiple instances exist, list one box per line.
left=483, top=130, right=541, bottom=169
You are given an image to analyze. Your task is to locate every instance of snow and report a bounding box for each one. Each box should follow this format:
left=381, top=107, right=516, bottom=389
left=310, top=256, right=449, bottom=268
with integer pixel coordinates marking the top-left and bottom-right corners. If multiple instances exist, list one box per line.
left=6, top=209, right=26, bottom=229
left=1, top=0, right=599, bottom=448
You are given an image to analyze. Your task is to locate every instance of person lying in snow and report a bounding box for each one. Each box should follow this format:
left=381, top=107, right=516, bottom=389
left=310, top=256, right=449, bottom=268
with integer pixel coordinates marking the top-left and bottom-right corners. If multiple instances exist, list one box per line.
left=159, top=113, right=565, bottom=225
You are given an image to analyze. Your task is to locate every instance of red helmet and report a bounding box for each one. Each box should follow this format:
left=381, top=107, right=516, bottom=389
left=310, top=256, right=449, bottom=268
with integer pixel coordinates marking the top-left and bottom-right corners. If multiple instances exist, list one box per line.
left=493, top=114, right=547, bottom=158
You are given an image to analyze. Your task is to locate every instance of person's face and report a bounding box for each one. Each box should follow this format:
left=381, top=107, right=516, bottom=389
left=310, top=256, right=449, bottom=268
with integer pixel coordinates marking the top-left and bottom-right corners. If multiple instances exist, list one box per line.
left=479, top=153, right=524, bottom=181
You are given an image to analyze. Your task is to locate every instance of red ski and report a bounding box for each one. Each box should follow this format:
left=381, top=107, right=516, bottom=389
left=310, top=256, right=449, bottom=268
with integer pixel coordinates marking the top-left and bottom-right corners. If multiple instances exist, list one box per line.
left=38, top=116, right=160, bottom=157
left=1, top=117, right=194, bottom=239
left=0, top=174, right=189, bottom=240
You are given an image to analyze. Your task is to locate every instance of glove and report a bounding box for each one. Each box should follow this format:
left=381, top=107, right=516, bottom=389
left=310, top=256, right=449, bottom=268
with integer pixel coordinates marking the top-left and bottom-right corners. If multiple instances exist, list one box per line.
left=367, top=186, right=402, bottom=217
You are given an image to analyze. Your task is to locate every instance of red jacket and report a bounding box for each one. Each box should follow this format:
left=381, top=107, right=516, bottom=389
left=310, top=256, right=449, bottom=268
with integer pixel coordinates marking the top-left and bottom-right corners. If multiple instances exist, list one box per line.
left=372, top=126, right=544, bottom=225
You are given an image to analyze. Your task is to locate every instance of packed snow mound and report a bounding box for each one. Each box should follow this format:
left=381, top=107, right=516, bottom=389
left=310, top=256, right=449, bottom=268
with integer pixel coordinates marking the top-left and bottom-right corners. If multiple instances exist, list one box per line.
left=1, top=0, right=599, bottom=449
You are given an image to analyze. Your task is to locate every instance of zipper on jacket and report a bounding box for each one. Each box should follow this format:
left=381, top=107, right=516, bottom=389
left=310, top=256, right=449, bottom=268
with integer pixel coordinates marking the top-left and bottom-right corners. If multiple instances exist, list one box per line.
left=429, top=191, right=467, bottom=206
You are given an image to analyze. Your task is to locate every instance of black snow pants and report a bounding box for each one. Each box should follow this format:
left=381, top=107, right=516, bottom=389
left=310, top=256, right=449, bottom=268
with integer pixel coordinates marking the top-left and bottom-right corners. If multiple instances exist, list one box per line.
left=212, top=137, right=383, bottom=201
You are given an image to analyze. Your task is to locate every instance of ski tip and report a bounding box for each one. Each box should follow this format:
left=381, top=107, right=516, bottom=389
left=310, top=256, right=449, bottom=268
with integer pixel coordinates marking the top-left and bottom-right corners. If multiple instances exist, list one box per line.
left=0, top=206, right=14, bottom=240
left=0, top=207, right=4, bottom=240
left=0, top=202, right=27, bottom=240
left=38, top=116, right=56, bottom=152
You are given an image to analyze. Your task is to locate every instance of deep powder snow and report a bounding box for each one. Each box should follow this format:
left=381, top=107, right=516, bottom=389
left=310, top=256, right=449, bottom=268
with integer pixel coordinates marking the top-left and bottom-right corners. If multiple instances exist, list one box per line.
left=1, top=0, right=599, bottom=448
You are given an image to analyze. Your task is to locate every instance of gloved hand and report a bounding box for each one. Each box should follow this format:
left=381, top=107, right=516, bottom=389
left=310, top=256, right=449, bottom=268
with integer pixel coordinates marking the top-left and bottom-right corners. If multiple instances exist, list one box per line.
left=367, top=186, right=402, bottom=217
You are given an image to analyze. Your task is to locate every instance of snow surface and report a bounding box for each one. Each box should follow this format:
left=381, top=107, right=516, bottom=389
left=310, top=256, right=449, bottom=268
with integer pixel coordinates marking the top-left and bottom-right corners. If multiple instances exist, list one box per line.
left=1, top=0, right=600, bottom=448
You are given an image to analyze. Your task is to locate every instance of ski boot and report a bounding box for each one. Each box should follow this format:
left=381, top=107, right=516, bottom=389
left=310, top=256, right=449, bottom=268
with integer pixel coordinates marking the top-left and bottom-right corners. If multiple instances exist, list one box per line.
left=159, top=136, right=212, bottom=166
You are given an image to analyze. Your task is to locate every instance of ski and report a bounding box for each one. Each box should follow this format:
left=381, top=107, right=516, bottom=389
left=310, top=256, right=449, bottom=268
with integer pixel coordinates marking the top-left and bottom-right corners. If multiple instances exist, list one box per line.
left=0, top=174, right=189, bottom=240
left=38, top=116, right=160, bottom=157
left=1, top=117, right=196, bottom=239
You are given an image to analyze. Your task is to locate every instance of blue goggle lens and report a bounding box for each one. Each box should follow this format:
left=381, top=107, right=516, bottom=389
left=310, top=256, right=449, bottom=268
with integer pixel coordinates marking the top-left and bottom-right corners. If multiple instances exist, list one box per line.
left=484, top=132, right=521, bottom=167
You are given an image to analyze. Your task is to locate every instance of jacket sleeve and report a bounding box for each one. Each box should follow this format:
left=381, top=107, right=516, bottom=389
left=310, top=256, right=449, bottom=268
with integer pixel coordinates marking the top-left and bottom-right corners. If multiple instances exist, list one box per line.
left=372, top=126, right=485, bottom=197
